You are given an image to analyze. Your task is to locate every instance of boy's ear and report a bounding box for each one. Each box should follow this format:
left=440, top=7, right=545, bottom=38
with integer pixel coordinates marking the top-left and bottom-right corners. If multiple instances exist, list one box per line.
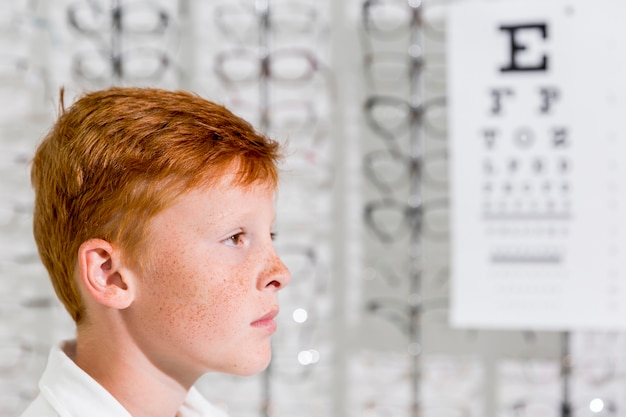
left=77, top=239, right=135, bottom=310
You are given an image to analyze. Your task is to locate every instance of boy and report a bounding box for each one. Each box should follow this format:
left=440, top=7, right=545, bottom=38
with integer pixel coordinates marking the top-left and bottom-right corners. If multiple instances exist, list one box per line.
left=20, top=87, right=291, bottom=417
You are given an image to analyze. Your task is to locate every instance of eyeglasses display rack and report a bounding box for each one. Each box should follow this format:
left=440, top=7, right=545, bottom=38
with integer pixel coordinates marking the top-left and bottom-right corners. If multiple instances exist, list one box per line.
left=406, top=2, right=424, bottom=416
left=254, top=2, right=273, bottom=416
left=359, top=1, right=430, bottom=416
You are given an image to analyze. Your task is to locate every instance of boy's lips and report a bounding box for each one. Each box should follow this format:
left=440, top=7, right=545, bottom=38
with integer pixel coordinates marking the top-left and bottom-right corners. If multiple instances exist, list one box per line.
left=251, top=309, right=279, bottom=332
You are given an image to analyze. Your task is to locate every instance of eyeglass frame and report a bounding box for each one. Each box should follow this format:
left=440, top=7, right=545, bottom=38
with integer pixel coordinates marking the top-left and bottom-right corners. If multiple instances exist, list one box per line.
left=363, top=147, right=448, bottom=194
left=213, top=47, right=326, bottom=85
left=67, top=0, right=170, bottom=37
left=364, top=95, right=447, bottom=146
left=72, top=46, right=171, bottom=84
left=363, top=196, right=449, bottom=244
left=213, top=0, right=318, bottom=43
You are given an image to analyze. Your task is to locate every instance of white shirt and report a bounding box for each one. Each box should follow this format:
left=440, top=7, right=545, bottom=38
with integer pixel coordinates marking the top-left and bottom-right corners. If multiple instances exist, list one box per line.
left=20, top=341, right=229, bottom=417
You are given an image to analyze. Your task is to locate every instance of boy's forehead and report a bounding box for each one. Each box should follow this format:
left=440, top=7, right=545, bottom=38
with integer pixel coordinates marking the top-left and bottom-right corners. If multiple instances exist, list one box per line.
left=146, top=178, right=276, bottom=231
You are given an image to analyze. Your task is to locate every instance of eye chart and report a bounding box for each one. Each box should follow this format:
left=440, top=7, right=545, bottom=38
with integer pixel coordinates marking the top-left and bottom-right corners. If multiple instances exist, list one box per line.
left=448, top=0, right=626, bottom=330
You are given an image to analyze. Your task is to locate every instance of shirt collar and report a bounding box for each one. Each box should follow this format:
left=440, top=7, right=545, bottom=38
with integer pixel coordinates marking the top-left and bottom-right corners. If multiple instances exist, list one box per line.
left=39, top=340, right=132, bottom=417
left=39, top=340, right=227, bottom=417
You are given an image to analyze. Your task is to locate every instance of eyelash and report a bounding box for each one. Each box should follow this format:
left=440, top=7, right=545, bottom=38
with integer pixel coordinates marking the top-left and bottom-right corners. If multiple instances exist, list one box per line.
left=224, top=232, right=276, bottom=247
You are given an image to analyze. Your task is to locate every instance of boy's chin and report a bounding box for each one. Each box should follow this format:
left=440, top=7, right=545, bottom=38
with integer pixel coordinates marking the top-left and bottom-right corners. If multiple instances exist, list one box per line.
left=237, top=356, right=273, bottom=377
left=223, top=351, right=273, bottom=377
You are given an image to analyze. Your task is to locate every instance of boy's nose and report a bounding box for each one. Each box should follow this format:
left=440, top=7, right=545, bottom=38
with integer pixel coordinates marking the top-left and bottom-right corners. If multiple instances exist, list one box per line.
left=260, top=252, right=291, bottom=291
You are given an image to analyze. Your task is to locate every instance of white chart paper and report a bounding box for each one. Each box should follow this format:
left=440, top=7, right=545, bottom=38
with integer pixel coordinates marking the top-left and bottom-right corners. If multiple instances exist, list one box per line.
left=448, top=0, right=626, bottom=330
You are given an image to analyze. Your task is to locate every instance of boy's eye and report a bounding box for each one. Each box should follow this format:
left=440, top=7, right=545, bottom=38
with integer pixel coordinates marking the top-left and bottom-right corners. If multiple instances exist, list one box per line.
left=270, top=232, right=277, bottom=241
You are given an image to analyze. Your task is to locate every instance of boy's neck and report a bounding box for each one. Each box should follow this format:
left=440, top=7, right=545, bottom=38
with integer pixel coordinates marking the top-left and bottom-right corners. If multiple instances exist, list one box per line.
left=73, top=321, right=191, bottom=417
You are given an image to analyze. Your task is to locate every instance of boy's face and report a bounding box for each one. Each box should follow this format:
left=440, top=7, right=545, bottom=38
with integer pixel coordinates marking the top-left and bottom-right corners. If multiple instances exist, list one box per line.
left=122, top=175, right=290, bottom=382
